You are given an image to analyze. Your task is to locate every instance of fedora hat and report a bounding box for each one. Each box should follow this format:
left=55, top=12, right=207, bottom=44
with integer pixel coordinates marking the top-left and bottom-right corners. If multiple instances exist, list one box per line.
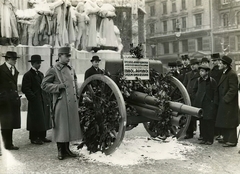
left=220, top=55, right=232, bottom=65
left=176, top=60, right=183, bottom=66
left=91, top=55, right=101, bottom=62
left=211, top=53, right=220, bottom=60
left=201, top=57, right=209, bottom=63
left=181, top=54, right=189, bottom=60
left=28, top=55, right=44, bottom=62
left=190, top=58, right=199, bottom=65
left=58, top=47, right=71, bottom=55
left=168, top=62, right=177, bottom=67
left=198, top=64, right=210, bottom=71
left=2, top=51, right=20, bottom=59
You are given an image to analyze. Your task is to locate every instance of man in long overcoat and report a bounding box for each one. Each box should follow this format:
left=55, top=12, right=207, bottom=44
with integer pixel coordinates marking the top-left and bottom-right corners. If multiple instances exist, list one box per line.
left=183, top=58, right=200, bottom=139
left=41, top=47, right=82, bottom=160
left=215, top=56, right=239, bottom=147
left=22, top=55, right=52, bottom=145
left=0, top=51, right=21, bottom=150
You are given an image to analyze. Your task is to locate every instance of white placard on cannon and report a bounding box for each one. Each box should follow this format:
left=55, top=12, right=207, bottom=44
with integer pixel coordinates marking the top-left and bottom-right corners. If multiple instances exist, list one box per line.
left=123, top=58, right=149, bottom=80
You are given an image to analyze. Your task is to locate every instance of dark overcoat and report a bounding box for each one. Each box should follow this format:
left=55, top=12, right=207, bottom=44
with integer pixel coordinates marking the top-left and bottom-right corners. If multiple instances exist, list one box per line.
left=0, top=63, right=21, bottom=129
left=193, top=77, right=218, bottom=120
left=215, top=68, right=239, bottom=128
left=21, top=68, right=52, bottom=131
left=183, top=70, right=200, bottom=103
left=179, top=65, right=191, bottom=83
left=41, top=62, right=82, bottom=142
left=84, top=66, right=103, bottom=80
left=210, top=65, right=223, bottom=84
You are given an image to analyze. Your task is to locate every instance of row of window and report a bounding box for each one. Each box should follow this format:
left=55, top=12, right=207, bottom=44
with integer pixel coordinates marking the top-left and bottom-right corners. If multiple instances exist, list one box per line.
left=150, top=0, right=202, bottom=16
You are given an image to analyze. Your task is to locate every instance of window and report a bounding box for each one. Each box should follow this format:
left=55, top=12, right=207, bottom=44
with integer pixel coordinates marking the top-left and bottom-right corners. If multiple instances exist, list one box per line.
left=163, top=2, right=167, bottom=14
left=195, top=14, right=202, bottom=27
left=223, top=13, right=229, bottom=27
left=237, top=35, right=240, bottom=50
left=237, top=11, right=240, bottom=25
left=182, top=0, right=186, bottom=10
left=223, top=0, right=230, bottom=4
left=163, top=21, right=168, bottom=33
left=196, top=0, right=201, bottom=6
left=150, top=6, right=155, bottom=16
left=182, top=40, right=188, bottom=52
left=149, top=23, right=155, bottom=34
left=197, top=38, right=203, bottom=51
left=173, top=41, right=178, bottom=53
left=172, top=19, right=177, bottom=31
left=182, top=17, right=187, bottom=31
left=172, top=2, right=176, bottom=12
left=163, top=42, right=169, bottom=54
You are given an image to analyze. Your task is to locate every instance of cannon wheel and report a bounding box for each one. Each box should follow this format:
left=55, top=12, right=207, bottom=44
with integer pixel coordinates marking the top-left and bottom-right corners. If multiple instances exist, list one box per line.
left=78, top=74, right=126, bottom=155
left=143, top=76, right=191, bottom=139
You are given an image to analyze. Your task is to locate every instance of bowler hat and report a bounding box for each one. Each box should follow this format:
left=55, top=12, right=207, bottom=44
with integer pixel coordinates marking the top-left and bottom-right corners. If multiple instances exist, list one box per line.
left=176, top=60, right=183, bottom=66
left=168, top=62, right=177, bottom=67
left=91, top=56, right=101, bottom=62
left=211, top=53, right=220, bottom=60
left=198, top=64, right=210, bottom=71
left=190, top=58, right=199, bottom=65
left=58, top=47, right=71, bottom=55
left=181, top=54, right=189, bottom=60
left=201, top=57, right=209, bottom=63
left=2, top=51, right=20, bottom=59
left=28, top=55, right=44, bottom=62
left=220, top=55, right=232, bottom=65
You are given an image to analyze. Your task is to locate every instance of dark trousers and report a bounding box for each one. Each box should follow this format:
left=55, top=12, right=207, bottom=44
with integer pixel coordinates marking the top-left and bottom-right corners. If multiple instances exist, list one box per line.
left=1, top=129, right=13, bottom=148
left=186, top=117, right=197, bottom=137
left=202, top=119, right=215, bottom=143
left=29, top=131, right=46, bottom=140
left=222, top=127, right=238, bottom=144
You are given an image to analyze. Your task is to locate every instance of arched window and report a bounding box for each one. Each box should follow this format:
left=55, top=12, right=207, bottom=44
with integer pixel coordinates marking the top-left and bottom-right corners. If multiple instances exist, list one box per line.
left=223, top=13, right=229, bottom=27
left=237, top=11, right=240, bottom=25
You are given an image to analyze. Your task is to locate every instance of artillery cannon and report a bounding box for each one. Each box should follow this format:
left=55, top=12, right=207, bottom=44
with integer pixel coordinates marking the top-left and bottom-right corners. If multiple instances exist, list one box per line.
left=78, top=59, right=202, bottom=155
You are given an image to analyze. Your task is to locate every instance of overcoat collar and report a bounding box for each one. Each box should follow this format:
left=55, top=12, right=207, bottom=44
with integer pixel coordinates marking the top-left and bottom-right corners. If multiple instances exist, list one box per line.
left=2, top=63, right=18, bottom=83
left=218, top=68, right=231, bottom=86
left=55, top=62, right=72, bottom=70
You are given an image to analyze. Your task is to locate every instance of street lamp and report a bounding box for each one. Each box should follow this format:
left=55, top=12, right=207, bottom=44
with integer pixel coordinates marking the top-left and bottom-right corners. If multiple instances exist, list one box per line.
left=150, top=44, right=156, bottom=60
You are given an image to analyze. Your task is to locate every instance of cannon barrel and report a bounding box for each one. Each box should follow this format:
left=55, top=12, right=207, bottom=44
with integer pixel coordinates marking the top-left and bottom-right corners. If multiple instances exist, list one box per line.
left=128, top=91, right=202, bottom=118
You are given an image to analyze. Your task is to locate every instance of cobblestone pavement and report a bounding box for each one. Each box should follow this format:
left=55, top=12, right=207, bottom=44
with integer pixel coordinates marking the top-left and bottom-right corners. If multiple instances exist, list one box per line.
left=1, top=113, right=240, bottom=174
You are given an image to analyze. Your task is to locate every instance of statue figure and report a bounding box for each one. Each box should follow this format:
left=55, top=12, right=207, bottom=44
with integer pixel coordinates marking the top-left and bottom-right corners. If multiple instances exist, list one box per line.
left=114, top=25, right=123, bottom=53
left=0, top=0, right=19, bottom=45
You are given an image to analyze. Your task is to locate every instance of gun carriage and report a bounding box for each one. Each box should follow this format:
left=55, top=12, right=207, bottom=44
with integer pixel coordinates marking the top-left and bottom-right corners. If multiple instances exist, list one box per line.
left=78, top=59, right=202, bottom=155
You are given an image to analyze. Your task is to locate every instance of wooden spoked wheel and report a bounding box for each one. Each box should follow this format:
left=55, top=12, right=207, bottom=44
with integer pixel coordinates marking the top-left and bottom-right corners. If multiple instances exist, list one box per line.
left=143, top=76, right=191, bottom=139
left=78, top=74, right=126, bottom=155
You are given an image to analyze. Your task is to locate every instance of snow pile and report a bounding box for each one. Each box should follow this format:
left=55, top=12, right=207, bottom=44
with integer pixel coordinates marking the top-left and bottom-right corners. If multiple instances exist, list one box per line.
left=78, top=137, right=196, bottom=166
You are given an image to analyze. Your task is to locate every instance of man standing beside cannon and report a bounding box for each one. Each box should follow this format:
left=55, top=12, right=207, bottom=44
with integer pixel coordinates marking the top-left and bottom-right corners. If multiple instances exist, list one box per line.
left=183, top=58, right=200, bottom=139
left=84, top=55, right=103, bottom=80
left=41, top=47, right=82, bottom=160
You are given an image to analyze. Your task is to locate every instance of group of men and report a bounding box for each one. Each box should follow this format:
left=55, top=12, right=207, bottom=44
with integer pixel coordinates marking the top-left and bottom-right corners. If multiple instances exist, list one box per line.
left=0, top=47, right=103, bottom=160
left=168, top=53, right=239, bottom=146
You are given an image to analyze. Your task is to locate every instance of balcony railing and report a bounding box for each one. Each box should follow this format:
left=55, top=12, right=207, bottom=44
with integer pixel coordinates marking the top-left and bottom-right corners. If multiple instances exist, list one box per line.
left=214, top=24, right=240, bottom=33
left=147, top=25, right=211, bottom=38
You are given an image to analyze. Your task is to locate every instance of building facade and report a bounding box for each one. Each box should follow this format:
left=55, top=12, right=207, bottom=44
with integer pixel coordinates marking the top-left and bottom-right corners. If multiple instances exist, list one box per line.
left=145, top=0, right=240, bottom=68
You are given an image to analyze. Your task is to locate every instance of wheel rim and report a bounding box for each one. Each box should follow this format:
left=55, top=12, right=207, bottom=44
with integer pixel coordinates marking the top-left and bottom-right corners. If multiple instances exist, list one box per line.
left=79, top=74, right=126, bottom=155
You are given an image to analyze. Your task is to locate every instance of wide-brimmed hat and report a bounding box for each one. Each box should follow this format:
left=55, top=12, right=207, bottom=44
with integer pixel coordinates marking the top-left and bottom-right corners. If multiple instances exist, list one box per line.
left=58, top=47, right=71, bottom=56
left=198, top=64, right=210, bottom=71
left=181, top=54, right=189, bottom=60
left=211, top=53, right=220, bottom=60
left=220, top=55, right=232, bottom=65
left=91, top=55, right=101, bottom=62
left=2, top=51, right=20, bottom=59
left=28, top=55, right=44, bottom=62
left=201, top=57, right=209, bottom=63
left=168, top=62, right=177, bottom=67
left=190, top=58, right=199, bottom=65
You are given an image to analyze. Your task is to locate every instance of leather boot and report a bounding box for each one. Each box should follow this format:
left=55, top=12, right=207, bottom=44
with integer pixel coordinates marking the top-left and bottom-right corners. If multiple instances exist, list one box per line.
left=65, top=142, right=77, bottom=157
left=57, top=143, right=64, bottom=160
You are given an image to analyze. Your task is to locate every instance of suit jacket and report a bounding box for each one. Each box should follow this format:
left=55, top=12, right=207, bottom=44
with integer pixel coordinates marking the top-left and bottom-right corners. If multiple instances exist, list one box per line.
left=84, top=66, right=103, bottom=80
left=0, top=63, right=21, bottom=129
left=183, top=70, right=200, bottom=103
left=22, top=68, right=51, bottom=131
left=215, top=68, right=239, bottom=128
